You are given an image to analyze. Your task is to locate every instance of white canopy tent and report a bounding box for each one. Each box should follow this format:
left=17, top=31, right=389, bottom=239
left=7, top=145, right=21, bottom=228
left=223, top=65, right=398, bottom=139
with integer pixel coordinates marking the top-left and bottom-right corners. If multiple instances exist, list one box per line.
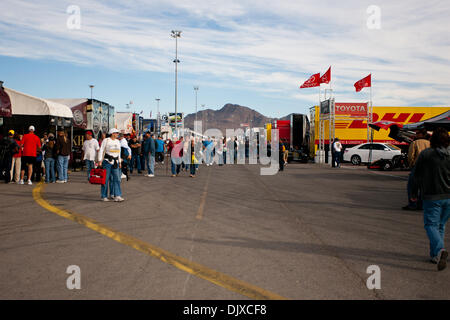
left=4, top=87, right=73, bottom=118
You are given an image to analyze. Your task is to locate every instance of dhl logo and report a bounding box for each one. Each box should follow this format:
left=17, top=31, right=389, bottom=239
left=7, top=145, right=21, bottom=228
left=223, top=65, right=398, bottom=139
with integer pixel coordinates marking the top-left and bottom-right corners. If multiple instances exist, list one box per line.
left=336, top=113, right=426, bottom=129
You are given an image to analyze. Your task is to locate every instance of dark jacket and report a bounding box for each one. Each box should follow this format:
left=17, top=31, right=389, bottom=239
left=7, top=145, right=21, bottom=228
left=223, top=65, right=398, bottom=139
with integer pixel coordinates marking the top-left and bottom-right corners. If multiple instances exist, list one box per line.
left=0, top=137, right=19, bottom=160
left=43, top=141, right=57, bottom=159
left=130, top=140, right=141, bottom=155
left=412, top=146, right=450, bottom=201
left=56, top=136, right=71, bottom=156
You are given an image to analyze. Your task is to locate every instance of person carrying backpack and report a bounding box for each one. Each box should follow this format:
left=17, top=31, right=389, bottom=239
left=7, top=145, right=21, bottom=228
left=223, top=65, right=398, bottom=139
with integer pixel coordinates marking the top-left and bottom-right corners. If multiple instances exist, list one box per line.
left=0, top=130, right=19, bottom=183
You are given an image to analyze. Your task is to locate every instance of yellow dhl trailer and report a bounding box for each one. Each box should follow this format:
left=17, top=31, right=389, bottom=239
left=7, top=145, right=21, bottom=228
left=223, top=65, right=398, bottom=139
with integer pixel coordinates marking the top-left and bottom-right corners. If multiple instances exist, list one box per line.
left=311, top=105, right=449, bottom=152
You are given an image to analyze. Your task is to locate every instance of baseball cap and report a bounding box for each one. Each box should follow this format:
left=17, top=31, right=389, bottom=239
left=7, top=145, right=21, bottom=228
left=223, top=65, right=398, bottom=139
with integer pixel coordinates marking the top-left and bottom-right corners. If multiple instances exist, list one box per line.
left=8, top=130, right=14, bottom=135
left=85, top=130, right=93, bottom=136
left=109, top=128, right=119, bottom=135
left=29, top=125, right=35, bottom=131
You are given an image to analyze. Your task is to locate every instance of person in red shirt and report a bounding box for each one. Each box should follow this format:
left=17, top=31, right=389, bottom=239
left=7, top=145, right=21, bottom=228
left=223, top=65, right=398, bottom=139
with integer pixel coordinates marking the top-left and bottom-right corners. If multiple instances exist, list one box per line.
left=20, top=125, right=41, bottom=185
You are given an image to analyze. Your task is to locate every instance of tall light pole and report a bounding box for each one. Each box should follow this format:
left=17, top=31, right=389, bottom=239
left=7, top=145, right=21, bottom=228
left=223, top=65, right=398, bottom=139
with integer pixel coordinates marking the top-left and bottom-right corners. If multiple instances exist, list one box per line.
left=194, top=86, right=199, bottom=132
left=89, top=85, right=94, bottom=102
left=171, top=30, right=182, bottom=135
left=155, top=98, right=160, bottom=135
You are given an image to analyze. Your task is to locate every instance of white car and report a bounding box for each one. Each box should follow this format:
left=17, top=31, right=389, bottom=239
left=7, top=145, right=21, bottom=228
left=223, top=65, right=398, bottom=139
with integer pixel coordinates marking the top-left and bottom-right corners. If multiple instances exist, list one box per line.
left=343, top=143, right=402, bottom=165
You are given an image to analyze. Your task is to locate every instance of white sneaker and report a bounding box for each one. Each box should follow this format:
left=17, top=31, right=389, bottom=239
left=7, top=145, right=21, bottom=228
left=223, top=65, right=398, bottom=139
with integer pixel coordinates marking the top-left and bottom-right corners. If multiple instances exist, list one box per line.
left=114, top=196, right=124, bottom=202
left=121, top=174, right=126, bottom=179
left=18, top=180, right=24, bottom=185
left=102, top=198, right=110, bottom=202
left=148, top=174, right=154, bottom=177
left=27, top=180, right=32, bottom=185
left=56, top=180, right=65, bottom=183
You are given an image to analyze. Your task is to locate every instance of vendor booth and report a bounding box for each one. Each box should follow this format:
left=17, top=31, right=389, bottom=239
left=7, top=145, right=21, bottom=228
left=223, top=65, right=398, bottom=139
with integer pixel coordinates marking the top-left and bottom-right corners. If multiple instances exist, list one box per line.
left=48, top=98, right=115, bottom=171
left=0, top=82, right=73, bottom=137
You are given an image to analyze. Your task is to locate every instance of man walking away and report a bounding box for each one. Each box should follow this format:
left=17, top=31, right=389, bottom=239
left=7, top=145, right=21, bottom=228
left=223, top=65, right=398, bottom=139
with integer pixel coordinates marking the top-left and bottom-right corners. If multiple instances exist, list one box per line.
left=82, top=130, right=100, bottom=180
left=403, top=129, right=430, bottom=210
left=20, top=126, right=41, bottom=185
left=412, top=127, right=450, bottom=271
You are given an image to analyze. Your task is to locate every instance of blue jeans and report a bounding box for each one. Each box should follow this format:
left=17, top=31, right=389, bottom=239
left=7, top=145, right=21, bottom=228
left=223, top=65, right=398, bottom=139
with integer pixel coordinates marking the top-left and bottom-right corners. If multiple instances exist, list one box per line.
left=130, top=154, right=141, bottom=172
left=57, top=155, right=69, bottom=181
left=423, top=199, right=450, bottom=258
left=140, top=155, right=146, bottom=171
left=85, top=160, right=95, bottom=180
left=205, top=148, right=212, bottom=164
left=44, top=158, right=55, bottom=183
left=190, top=163, right=198, bottom=175
left=100, top=160, right=122, bottom=199
left=146, top=154, right=155, bottom=174
left=334, top=152, right=341, bottom=167
left=171, top=158, right=181, bottom=175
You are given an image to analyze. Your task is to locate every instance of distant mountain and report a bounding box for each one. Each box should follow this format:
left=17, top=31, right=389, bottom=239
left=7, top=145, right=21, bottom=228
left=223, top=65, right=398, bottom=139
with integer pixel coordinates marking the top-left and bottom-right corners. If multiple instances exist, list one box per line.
left=184, top=103, right=274, bottom=134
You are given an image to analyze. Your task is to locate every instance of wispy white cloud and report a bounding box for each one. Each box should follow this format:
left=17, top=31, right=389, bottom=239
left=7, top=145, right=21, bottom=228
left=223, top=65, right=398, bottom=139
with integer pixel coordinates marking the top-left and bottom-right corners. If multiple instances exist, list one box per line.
left=1, top=0, right=450, bottom=110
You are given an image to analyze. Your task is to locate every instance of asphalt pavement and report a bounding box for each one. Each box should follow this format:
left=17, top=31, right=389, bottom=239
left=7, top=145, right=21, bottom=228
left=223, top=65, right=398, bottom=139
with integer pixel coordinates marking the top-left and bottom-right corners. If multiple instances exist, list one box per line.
left=0, top=162, right=449, bottom=299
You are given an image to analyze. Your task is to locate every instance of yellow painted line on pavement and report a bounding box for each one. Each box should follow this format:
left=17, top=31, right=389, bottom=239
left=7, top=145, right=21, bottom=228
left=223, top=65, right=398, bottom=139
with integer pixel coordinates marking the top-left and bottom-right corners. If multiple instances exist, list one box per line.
left=196, top=166, right=212, bottom=220
left=32, top=182, right=286, bottom=300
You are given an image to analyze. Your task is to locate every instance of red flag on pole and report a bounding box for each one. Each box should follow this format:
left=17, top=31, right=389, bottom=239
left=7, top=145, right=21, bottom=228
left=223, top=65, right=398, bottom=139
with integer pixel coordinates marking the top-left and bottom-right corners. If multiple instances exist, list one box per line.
left=320, top=67, right=331, bottom=84
left=354, top=74, right=371, bottom=92
left=300, top=73, right=321, bottom=88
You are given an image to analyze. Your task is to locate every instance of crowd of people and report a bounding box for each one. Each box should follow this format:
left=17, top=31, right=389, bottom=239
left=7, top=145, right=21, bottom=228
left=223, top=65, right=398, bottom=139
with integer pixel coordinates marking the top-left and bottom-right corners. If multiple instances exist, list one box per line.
left=1, top=128, right=293, bottom=189
left=0, top=125, right=71, bottom=185
left=2, top=124, right=448, bottom=271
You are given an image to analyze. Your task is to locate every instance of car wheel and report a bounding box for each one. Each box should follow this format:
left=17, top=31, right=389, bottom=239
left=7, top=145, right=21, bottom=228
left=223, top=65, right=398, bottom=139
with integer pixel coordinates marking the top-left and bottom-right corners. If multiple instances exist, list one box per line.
left=351, top=155, right=361, bottom=165
left=382, top=161, right=393, bottom=171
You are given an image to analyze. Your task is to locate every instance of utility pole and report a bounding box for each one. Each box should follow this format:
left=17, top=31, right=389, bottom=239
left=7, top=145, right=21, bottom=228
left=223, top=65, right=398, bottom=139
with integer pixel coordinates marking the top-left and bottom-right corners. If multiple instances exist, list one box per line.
left=171, top=30, right=182, bottom=135
left=194, top=86, right=199, bottom=132
left=156, top=98, right=160, bottom=135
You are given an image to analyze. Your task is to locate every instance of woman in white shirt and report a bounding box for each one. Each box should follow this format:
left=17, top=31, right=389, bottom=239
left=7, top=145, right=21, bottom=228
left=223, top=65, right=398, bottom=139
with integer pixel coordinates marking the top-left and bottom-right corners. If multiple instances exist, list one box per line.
left=333, top=138, right=343, bottom=168
left=97, top=129, right=124, bottom=202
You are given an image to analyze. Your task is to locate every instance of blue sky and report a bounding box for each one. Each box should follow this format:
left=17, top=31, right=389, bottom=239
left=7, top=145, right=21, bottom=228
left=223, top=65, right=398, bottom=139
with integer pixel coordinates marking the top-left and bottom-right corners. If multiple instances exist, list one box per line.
left=1, top=0, right=449, bottom=118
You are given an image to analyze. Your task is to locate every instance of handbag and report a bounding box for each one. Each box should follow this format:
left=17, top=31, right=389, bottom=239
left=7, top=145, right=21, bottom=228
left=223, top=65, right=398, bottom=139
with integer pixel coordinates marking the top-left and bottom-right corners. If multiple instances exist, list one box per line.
left=89, top=168, right=107, bottom=185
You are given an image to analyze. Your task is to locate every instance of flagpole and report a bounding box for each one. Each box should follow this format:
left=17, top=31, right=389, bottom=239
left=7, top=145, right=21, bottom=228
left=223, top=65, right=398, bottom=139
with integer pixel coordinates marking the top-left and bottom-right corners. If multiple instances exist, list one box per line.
left=319, top=84, right=322, bottom=163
